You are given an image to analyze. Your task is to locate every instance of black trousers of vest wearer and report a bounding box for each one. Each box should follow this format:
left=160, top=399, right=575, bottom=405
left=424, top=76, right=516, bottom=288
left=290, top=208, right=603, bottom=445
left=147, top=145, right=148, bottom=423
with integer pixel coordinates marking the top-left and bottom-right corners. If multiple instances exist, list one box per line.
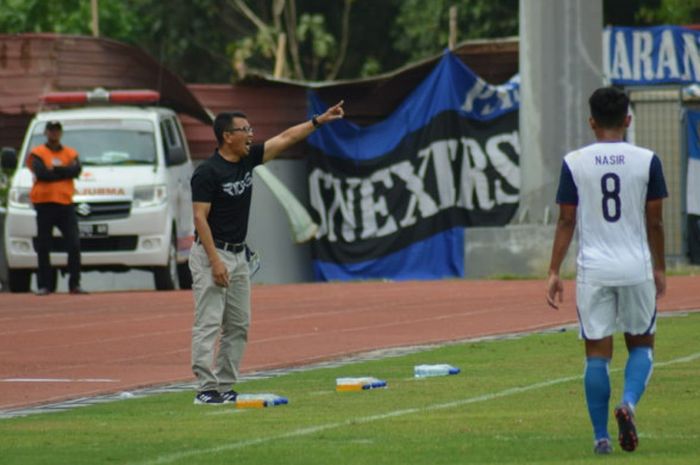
left=34, top=203, right=81, bottom=291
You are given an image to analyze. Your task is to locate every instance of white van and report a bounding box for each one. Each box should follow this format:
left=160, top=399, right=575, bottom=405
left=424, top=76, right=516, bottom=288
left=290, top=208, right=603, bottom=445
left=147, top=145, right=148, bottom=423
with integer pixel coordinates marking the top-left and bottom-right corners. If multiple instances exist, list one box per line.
left=2, top=89, right=194, bottom=292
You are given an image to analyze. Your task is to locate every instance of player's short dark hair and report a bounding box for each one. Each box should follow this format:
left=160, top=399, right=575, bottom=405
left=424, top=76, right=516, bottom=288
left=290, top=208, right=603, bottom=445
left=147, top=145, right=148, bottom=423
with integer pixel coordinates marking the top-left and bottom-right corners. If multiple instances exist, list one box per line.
left=213, top=111, right=247, bottom=146
left=588, top=87, right=629, bottom=128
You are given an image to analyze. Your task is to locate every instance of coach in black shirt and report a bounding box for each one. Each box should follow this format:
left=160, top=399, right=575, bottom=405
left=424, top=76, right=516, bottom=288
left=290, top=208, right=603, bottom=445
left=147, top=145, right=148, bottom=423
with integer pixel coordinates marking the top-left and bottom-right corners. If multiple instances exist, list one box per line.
left=190, top=102, right=344, bottom=405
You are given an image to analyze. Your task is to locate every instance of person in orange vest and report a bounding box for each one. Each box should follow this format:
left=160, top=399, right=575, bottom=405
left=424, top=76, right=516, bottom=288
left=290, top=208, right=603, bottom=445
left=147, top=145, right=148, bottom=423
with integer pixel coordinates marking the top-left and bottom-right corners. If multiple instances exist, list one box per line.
left=27, top=120, right=87, bottom=295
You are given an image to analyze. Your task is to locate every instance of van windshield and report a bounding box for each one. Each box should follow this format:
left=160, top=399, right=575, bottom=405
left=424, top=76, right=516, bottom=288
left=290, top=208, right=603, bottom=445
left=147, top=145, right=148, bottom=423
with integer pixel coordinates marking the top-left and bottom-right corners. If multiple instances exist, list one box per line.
left=27, top=119, right=157, bottom=166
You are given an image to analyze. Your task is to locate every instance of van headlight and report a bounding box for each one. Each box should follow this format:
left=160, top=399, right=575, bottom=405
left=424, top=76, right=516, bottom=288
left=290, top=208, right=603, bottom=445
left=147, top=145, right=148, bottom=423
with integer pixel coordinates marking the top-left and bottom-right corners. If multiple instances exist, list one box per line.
left=133, top=184, right=167, bottom=208
left=8, top=187, right=32, bottom=209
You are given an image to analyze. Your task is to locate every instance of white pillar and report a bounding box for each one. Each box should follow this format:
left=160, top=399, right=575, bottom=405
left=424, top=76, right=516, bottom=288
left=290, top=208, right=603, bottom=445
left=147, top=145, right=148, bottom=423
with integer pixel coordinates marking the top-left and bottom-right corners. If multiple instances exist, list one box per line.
left=518, top=0, right=604, bottom=223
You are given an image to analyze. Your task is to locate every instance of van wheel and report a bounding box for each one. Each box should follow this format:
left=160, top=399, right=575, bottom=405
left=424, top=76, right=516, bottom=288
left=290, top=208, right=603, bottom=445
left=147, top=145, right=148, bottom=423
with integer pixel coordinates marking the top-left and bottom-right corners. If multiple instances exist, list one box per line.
left=153, top=236, right=177, bottom=291
left=8, top=269, right=32, bottom=293
left=177, top=261, right=192, bottom=289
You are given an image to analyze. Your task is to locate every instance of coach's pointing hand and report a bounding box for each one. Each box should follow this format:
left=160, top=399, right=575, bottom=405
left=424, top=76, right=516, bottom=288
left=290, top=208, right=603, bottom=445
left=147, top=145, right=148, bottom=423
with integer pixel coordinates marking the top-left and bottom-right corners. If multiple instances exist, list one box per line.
left=317, top=100, right=345, bottom=125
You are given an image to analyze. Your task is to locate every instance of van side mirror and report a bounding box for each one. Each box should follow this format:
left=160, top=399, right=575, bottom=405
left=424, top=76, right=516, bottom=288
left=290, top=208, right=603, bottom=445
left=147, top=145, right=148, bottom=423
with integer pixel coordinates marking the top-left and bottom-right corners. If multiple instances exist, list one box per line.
left=1, top=147, right=18, bottom=171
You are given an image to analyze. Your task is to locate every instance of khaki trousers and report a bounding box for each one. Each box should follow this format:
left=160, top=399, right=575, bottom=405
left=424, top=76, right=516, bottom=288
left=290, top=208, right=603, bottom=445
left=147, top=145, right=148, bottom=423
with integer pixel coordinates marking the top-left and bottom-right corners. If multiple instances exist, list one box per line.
left=189, top=243, right=250, bottom=392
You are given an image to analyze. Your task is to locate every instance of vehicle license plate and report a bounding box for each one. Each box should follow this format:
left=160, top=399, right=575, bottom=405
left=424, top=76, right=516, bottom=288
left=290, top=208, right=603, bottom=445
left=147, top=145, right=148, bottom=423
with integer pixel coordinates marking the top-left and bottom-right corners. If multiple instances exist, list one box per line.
left=79, top=223, right=108, bottom=237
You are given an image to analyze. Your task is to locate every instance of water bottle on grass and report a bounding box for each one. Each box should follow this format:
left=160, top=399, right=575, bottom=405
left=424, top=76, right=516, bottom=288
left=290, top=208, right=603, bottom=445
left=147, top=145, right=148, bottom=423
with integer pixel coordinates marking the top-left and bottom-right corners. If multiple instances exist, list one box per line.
left=414, top=364, right=460, bottom=378
left=236, top=393, right=288, bottom=408
left=336, top=377, right=387, bottom=391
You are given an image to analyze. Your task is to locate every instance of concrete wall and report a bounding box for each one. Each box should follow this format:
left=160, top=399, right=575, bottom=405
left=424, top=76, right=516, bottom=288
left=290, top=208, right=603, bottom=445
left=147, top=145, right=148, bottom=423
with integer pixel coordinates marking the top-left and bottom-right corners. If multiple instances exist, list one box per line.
left=464, top=225, right=576, bottom=279
left=248, top=159, right=315, bottom=284
left=518, top=0, right=604, bottom=224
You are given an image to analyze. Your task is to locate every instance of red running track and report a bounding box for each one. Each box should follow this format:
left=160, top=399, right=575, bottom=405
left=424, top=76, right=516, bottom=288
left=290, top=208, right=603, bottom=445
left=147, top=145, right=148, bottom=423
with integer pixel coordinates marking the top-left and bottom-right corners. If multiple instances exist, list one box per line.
left=1, top=277, right=698, bottom=410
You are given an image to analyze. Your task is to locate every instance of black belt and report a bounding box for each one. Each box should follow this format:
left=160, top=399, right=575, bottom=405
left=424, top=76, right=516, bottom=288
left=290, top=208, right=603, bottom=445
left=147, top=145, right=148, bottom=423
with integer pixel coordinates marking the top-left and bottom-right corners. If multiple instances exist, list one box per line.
left=207, top=239, right=246, bottom=253
left=195, top=238, right=246, bottom=253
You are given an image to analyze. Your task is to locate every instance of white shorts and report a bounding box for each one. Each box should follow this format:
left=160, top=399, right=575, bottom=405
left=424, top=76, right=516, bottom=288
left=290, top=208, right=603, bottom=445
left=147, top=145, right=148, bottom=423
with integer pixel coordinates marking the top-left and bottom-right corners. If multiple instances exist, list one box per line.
left=575, top=280, right=657, bottom=340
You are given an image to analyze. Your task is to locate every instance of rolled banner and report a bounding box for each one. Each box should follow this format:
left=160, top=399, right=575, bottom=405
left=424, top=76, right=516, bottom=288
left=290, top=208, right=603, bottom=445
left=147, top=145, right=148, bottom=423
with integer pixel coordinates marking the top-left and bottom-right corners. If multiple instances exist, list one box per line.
left=254, top=164, right=318, bottom=244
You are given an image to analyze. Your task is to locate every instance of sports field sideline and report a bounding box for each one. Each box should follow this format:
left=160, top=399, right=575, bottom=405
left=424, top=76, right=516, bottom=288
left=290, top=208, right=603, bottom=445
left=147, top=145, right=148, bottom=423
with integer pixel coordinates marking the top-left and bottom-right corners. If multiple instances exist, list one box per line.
left=0, top=276, right=698, bottom=412
left=1, top=305, right=698, bottom=464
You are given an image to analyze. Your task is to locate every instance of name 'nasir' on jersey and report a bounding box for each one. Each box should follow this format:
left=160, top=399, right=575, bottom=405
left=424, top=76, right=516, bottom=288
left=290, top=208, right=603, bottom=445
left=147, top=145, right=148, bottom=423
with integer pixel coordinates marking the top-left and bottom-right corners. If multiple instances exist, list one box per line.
left=556, top=142, right=668, bottom=286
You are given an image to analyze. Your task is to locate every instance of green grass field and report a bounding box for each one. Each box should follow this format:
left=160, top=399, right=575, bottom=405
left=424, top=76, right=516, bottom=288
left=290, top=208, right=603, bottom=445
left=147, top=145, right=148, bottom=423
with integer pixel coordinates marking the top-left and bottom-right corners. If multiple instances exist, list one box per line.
left=2, top=312, right=699, bottom=465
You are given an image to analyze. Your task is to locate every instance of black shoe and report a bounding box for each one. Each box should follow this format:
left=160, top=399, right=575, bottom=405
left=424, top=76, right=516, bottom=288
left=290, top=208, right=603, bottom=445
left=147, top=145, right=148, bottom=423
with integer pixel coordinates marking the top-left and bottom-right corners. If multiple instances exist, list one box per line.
left=35, top=288, right=51, bottom=296
left=69, top=286, right=89, bottom=295
left=220, top=389, right=239, bottom=403
left=593, top=438, right=613, bottom=455
left=193, top=390, right=224, bottom=405
left=614, top=403, right=638, bottom=452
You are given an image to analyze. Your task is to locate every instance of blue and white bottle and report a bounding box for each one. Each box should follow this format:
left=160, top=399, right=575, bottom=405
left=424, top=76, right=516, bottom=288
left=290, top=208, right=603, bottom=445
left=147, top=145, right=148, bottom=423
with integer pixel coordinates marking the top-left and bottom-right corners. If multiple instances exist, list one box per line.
left=414, top=364, right=461, bottom=378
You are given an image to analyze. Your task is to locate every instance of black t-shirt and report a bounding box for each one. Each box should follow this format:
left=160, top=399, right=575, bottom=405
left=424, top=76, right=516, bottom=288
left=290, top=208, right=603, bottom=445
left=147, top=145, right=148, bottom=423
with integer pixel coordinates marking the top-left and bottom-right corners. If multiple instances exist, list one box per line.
left=190, top=145, right=264, bottom=243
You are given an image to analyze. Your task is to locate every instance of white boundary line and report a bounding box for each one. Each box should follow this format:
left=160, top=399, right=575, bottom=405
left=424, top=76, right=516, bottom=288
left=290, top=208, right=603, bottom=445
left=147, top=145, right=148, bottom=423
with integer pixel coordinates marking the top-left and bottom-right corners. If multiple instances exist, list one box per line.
left=2, top=310, right=696, bottom=419
left=0, top=324, right=573, bottom=419
left=134, top=350, right=700, bottom=465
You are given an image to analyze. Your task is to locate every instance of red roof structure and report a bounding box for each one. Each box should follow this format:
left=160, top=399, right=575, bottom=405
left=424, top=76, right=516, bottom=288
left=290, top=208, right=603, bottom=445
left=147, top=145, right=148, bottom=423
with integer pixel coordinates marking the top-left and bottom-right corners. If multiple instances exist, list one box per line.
left=1, top=33, right=518, bottom=160
left=185, top=37, right=518, bottom=159
left=182, top=82, right=307, bottom=159
left=0, top=33, right=210, bottom=152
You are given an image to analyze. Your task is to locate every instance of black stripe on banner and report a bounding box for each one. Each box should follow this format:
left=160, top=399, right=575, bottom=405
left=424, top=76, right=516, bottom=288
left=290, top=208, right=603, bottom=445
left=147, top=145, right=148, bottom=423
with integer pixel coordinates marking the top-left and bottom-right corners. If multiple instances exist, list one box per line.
left=307, top=111, right=519, bottom=264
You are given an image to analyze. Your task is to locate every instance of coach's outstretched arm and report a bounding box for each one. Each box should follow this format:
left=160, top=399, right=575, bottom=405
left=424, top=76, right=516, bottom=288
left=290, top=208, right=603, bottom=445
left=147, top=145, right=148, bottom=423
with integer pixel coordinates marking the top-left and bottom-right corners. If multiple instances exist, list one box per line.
left=263, top=100, right=344, bottom=163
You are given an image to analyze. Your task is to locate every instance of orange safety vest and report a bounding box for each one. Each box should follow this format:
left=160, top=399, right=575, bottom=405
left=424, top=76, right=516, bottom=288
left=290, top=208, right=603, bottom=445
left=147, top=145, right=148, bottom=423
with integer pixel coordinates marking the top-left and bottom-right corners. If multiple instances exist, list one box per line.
left=27, top=144, right=79, bottom=205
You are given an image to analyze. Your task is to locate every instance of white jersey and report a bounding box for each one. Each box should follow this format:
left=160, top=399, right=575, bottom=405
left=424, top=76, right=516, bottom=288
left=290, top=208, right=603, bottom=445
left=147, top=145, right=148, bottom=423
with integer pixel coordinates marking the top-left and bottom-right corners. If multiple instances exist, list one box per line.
left=557, top=142, right=667, bottom=286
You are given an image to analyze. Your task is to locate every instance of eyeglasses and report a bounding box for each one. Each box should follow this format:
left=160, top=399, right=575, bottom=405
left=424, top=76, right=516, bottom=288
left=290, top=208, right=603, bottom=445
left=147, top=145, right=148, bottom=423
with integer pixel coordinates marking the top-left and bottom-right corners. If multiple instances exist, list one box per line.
left=226, top=126, right=253, bottom=134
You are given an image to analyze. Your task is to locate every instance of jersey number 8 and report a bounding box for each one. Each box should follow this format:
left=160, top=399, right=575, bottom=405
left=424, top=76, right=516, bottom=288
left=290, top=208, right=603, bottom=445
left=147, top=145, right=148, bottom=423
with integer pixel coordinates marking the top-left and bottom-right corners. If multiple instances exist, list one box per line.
left=601, top=172, right=621, bottom=222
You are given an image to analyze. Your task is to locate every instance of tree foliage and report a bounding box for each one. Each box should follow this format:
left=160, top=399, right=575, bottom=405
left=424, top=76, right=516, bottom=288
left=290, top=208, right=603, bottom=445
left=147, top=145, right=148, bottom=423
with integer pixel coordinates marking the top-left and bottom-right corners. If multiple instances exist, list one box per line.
left=0, top=0, right=137, bottom=37
left=392, top=0, right=518, bottom=61
left=126, top=0, right=234, bottom=83
left=635, top=0, right=700, bottom=25
left=1, top=0, right=699, bottom=84
left=0, top=0, right=406, bottom=82
left=604, top=0, right=700, bottom=26
left=0, top=0, right=232, bottom=82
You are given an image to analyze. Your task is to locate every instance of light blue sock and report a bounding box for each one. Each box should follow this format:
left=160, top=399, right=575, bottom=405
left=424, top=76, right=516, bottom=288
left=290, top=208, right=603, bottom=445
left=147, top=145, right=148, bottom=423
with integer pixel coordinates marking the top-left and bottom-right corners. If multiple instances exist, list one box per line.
left=622, top=346, right=654, bottom=408
left=584, top=357, right=611, bottom=440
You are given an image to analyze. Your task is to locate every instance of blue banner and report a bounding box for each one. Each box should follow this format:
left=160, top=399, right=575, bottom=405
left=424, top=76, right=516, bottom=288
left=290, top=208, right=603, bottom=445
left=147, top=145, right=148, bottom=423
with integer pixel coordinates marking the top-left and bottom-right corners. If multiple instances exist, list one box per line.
left=605, top=25, right=700, bottom=86
left=306, top=51, right=520, bottom=281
